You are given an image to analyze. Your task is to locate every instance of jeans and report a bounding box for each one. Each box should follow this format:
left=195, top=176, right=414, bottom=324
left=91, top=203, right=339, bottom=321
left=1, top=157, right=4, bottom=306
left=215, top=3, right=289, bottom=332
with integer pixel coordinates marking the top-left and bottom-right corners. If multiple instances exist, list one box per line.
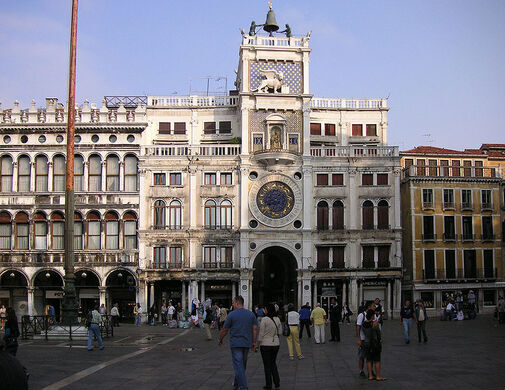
left=230, top=347, right=249, bottom=390
left=286, top=326, right=302, bottom=357
left=417, top=320, right=427, bottom=342
left=299, top=319, right=311, bottom=338
left=260, top=345, right=280, bottom=388
left=87, top=323, right=103, bottom=350
left=402, top=318, right=412, bottom=341
left=136, top=315, right=142, bottom=326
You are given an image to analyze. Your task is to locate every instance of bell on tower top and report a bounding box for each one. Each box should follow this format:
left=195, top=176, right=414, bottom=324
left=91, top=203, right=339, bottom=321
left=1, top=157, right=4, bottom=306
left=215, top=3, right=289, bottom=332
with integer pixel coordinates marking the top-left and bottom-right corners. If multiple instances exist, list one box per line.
left=263, top=1, right=279, bottom=36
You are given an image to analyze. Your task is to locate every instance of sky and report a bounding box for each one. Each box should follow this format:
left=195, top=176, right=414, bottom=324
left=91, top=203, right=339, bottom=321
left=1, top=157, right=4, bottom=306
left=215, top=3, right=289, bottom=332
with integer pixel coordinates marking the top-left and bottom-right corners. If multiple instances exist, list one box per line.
left=1, top=0, right=504, bottom=150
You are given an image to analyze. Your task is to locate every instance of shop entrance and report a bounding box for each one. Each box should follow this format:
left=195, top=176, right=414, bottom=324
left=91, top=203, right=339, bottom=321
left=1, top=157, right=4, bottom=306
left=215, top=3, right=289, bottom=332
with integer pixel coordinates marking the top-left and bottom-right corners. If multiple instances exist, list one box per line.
left=252, top=246, right=298, bottom=308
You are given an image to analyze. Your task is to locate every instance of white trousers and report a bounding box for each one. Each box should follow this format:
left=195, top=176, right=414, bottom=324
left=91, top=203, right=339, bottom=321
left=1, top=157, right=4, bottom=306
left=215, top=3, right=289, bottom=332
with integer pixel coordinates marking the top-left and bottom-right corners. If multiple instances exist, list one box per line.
left=314, top=324, right=325, bottom=343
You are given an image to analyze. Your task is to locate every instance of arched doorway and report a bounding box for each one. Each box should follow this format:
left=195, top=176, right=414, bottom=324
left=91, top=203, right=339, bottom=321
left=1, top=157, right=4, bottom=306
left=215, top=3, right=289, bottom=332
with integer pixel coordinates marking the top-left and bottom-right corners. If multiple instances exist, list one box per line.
left=0, top=270, right=28, bottom=316
left=106, top=269, right=136, bottom=323
left=75, top=270, right=100, bottom=315
left=252, top=246, right=298, bottom=309
left=33, top=270, right=64, bottom=320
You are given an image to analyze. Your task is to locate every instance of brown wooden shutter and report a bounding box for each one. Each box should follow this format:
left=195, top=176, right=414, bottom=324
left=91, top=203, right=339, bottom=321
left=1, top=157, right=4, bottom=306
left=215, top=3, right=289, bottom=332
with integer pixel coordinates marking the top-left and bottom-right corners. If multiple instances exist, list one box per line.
left=463, top=160, right=471, bottom=177
left=332, top=246, right=345, bottom=268
left=363, top=246, right=374, bottom=268
left=362, top=201, right=374, bottom=229
left=475, top=160, right=483, bottom=177
left=219, top=121, right=232, bottom=134
left=310, top=123, right=321, bottom=135
left=159, top=122, right=171, bottom=134
left=332, top=174, right=343, bottom=186
left=352, top=124, right=363, bottom=136
left=317, top=202, right=329, bottom=230
left=366, top=124, right=377, bottom=136
left=404, top=158, right=414, bottom=168
left=332, top=201, right=344, bottom=230
left=451, top=160, right=460, bottom=177
left=204, top=122, right=216, bottom=134
left=378, top=246, right=390, bottom=268
left=377, top=173, right=388, bottom=185
left=428, top=159, right=438, bottom=176
left=316, top=174, right=328, bottom=186
left=317, top=247, right=330, bottom=269
left=174, top=122, right=186, bottom=134
left=377, top=201, right=389, bottom=229
left=440, top=160, right=449, bottom=176
left=362, top=174, right=373, bottom=186
left=325, top=123, right=335, bottom=136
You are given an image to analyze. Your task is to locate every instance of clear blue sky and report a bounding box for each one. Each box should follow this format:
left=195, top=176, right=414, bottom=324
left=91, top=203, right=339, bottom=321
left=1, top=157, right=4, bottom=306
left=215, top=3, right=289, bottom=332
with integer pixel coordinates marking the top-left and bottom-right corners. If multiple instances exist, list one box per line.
left=1, top=0, right=504, bottom=150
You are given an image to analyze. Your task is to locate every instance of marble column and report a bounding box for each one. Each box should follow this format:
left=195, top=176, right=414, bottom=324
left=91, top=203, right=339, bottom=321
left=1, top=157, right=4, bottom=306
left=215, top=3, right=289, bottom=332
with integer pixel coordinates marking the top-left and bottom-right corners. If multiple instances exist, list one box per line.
left=312, top=280, right=317, bottom=308
left=342, top=281, right=347, bottom=306
left=200, top=281, right=205, bottom=303
left=182, top=281, right=186, bottom=311
left=150, top=283, right=155, bottom=308
left=387, top=281, right=392, bottom=319
left=349, top=279, right=358, bottom=313
left=27, top=287, right=35, bottom=316
left=297, top=278, right=302, bottom=308
left=99, top=287, right=106, bottom=308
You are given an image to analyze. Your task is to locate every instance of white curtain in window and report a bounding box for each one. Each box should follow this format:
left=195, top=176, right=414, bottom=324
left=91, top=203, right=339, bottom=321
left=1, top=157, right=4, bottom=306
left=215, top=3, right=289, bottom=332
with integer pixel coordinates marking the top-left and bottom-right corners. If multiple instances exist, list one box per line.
left=74, top=156, right=84, bottom=192
left=35, top=156, right=48, bottom=192
left=88, top=156, right=102, bottom=191
left=220, top=201, right=232, bottom=229
left=124, top=156, right=138, bottom=192
left=74, top=221, right=83, bottom=250
left=88, top=221, right=101, bottom=249
left=34, top=222, right=47, bottom=249
left=170, top=247, right=182, bottom=267
left=124, top=220, right=137, bottom=249
left=169, top=201, right=181, bottom=229
left=53, top=156, right=66, bottom=192
left=52, top=221, right=64, bottom=249
left=106, top=156, right=120, bottom=191
left=17, top=223, right=29, bottom=249
left=0, top=223, right=11, bottom=249
left=1, top=156, right=13, bottom=192
left=18, top=156, right=31, bottom=192
left=106, top=221, right=119, bottom=249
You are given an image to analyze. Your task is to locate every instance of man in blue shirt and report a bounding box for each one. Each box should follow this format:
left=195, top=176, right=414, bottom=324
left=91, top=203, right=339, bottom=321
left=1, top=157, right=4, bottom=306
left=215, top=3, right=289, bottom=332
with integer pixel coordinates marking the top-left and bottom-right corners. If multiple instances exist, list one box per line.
left=298, top=302, right=311, bottom=339
left=218, top=296, right=258, bottom=390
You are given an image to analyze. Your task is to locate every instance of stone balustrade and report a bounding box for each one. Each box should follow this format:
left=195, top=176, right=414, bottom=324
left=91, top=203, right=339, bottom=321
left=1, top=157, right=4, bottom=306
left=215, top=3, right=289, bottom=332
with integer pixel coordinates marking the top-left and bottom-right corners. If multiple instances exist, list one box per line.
left=0, top=97, right=147, bottom=124
left=241, top=34, right=309, bottom=48
left=143, top=144, right=241, bottom=157
left=311, top=98, right=388, bottom=109
left=148, top=96, right=238, bottom=108
left=310, top=145, right=399, bottom=158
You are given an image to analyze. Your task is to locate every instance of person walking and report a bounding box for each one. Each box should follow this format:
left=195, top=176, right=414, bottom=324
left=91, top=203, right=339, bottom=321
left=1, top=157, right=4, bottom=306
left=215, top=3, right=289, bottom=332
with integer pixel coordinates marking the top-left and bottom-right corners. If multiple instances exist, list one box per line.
left=110, top=303, right=120, bottom=327
left=0, top=304, right=7, bottom=330
left=87, top=304, right=104, bottom=351
left=219, top=304, right=228, bottom=330
left=497, top=296, right=505, bottom=324
left=400, top=300, right=415, bottom=344
left=342, top=303, right=352, bottom=324
left=356, top=301, right=376, bottom=378
left=218, top=296, right=258, bottom=390
left=167, top=302, right=175, bottom=321
left=310, top=303, right=327, bottom=344
left=203, top=305, right=213, bottom=340
left=374, top=298, right=384, bottom=328
left=329, top=298, right=341, bottom=342
left=2, top=308, right=20, bottom=357
left=285, top=303, right=303, bottom=360
left=257, top=303, right=282, bottom=389
left=362, top=309, right=386, bottom=381
left=298, top=302, right=311, bottom=339
left=134, top=303, right=142, bottom=326
left=415, top=300, right=428, bottom=343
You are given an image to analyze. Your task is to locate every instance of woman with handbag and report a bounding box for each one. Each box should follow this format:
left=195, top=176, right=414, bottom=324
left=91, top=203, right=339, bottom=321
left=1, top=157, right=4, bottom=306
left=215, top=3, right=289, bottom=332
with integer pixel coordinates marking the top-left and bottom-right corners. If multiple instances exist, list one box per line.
left=285, top=303, right=304, bottom=360
left=257, top=303, right=282, bottom=390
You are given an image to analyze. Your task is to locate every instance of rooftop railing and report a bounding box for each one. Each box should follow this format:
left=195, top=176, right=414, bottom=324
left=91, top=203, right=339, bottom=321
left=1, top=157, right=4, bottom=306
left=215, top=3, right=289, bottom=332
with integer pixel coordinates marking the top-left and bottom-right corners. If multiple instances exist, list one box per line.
left=311, top=98, right=387, bottom=109
left=311, top=145, right=398, bottom=158
left=148, top=96, right=238, bottom=108
left=143, top=144, right=241, bottom=157
left=241, top=34, right=309, bottom=48
left=403, top=165, right=501, bottom=179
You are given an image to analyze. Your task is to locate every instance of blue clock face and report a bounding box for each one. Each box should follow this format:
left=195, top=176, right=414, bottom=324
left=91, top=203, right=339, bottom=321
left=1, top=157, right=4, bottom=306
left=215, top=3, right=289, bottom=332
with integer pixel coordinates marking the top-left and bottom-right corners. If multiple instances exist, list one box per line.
left=256, top=181, right=295, bottom=219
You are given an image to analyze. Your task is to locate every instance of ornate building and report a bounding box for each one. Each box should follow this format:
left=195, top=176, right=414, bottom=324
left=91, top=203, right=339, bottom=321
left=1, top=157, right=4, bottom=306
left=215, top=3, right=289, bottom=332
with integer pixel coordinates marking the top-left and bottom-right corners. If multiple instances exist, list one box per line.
left=0, top=8, right=403, bottom=320
left=400, top=145, right=505, bottom=313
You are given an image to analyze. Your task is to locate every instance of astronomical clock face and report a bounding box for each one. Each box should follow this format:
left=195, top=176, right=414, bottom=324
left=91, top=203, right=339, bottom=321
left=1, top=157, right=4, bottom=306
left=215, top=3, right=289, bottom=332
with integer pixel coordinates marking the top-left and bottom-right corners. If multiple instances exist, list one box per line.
left=249, top=174, right=302, bottom=227
left=256, top=181, right=294, bottom=219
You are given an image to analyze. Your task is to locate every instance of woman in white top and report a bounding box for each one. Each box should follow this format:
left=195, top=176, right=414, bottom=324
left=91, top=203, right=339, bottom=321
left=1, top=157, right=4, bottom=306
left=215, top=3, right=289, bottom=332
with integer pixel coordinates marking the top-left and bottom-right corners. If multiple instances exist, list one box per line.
left=285, top=303, right=304, bottom=360
left=257, top=303, right=282, bottom=390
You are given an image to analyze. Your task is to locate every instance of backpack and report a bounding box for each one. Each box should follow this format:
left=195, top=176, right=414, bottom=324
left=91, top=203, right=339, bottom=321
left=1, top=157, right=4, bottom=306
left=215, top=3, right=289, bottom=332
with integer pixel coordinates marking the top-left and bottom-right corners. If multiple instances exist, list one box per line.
left=85, top=311, right=93, bottom=328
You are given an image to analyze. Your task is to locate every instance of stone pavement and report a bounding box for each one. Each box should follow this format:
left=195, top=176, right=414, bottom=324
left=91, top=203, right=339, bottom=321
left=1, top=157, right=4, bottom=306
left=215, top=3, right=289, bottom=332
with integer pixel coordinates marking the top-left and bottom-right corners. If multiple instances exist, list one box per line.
left=10, top=314, right=505, bottom=390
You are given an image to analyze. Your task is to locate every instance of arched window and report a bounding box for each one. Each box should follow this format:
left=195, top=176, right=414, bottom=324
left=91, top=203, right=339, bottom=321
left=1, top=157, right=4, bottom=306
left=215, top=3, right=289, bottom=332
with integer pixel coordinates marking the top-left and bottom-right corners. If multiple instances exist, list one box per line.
left=124, top=155, right=138, bottom=192
left=88, top=155, right=102, bottom=192
left=0, top=156, right=13, bottom=193
left=35, top=155, right=48, bottom=192
left=105, top=211, right=119, bottom=249
left=51, top=212, right=65, bottom=249
left=220, top=200, right=232, bottom=229
left=74, top=155, right=84, bottom=192
left=377, top=200, right=389, bottom=229
left=33, top=212, right=48, bottom=249
left=154, top=200, right=166, bottom=229
left=169, top=200, right=182, bottom=229
left=14, top=212, right=29, bottom=250
left=317, top=201, right=329, bottom=230
left=17, top=155, right=31, bottom=192
left=0, top=211, right=12, bottom=249
left=123, top=212, right=137, bottom=249
left=86, top=211, right=101, bottom=250
left=53, top=155, right=66, bottom=192
left=204, top=200, right=217, bottom=229
left=106, top=155, right=120, bottom=191
left=362, top=200, right=374, bottom=230
left=74, top=212, right=83, bottom=250
left=332, top=200, right=344, bottom=230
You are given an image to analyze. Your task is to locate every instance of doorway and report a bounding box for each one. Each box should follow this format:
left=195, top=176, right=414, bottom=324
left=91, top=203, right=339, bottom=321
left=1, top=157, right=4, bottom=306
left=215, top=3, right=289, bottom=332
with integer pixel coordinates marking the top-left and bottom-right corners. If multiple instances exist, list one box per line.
left=252, top=246, right=298, bottom=308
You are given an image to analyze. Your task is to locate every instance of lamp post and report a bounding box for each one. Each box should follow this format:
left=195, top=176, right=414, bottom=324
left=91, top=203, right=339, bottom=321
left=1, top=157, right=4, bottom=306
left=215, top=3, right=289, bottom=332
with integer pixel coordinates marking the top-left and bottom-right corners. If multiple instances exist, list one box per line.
left=61, top=0, right=79, bottom=325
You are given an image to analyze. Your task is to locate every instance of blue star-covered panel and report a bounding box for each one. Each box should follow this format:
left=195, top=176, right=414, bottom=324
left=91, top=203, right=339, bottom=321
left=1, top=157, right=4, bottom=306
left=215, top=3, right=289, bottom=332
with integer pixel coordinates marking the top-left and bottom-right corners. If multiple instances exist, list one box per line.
left=249, top=61, right=302, bottom=94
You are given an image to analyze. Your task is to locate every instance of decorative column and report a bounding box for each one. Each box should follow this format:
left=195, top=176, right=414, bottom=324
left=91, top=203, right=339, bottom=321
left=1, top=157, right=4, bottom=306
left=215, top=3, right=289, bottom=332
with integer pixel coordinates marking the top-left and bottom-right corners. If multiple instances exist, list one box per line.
left=297, top=277, right=302, bottom=308
left=342, top=281, right=347, bottom=306
left=101, top=161, right=106, bottom=192
left=118, top=161, right=124, bottom=192
left=187, top=281, right=191, bottom=311
left=200, top=280, right=205, bottom=303
left=182, top=281, right=186, bottom=311
left=348, top=170, right=358, bottom=229
left=387, top=281, right=392, bottom=319
left=358, top=281, right=363, bottom=306
left=312, top=280, right=317, bottom=308
left=99, top=286, right=106, bottom=308
left=150, top=283, right=155, bottom=308
left=27, top=287, right=35, bottom=316
left=349, top=278, right=358, bottom=313
left=11, top=162, right=18, bottom=192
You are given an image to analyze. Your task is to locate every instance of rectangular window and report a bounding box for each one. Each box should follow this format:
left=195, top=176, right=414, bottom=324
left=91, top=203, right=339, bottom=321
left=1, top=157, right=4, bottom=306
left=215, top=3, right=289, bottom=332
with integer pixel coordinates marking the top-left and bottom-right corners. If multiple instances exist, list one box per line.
left=35, top=157, right=48, bottom=192
left=53, top=156, right=66, bottom=192
left=106, top=221, right=119, bottom=249
left=463, top=160, right=472, bottom=177
left=220, top=172, right=232, bottom=185
left=484, top=290, right=496, bottom=306
left=416, top=159, right=426, bottom=176
left=440, top=160, right=449, bottom=177
left=444, top=216, right=456, bottom=240
left=310, top=123, right=321, bottom=136
left=124, top=156, right=138, bottom=192
left=482, top=216, right=493, bottom=240
left=451, top=160, right=460, bottom=177
left=170, top=173, right=182, bottom=186
left=204, top=173, right=217, bottom=185
left=332, top=246, right=345, bottom=268
left=483, top=249, right=494, bottom=278
left=366, top=124, right=377, bottom=136
left=316, top=174, right=328, bottom=186
left=154, top=173, right=166, bottom=185
left=463, top=250, right=477, bottom=278
left=475, top=161, right=483, bottom=177
left=422, top=189, right=433, bottom=207
left=325, top=123, right=335, bottom=136
left=481, top=189, right=492, bottom=209
left=87, top=221, right=101, bottom=250
left=34, top=222, right=47, bottom=250
left=204, top=246, right=217, bottom=268
left=423, top=215, right=434, bottom=240
left=377, top=173, right=388, bottom=185
left=421, top=292, right=434, bottom=308
left=204, top=122, right=216, bottom=135
left=169, top=247, right=182, bottom=268
left=220, top=246, right=233, bottom=267
left=331, top=174, right=343, bottom=186
left=173, top=122, right=186, bottom=135
left=0, top=223, right=11, bottom=250
left=74, top=221, right=83, bottom=250
left=445, top=250, right=456, bottom=279
left=462, top=216, right=473, bottom=240
left=424, top=250, right=435, bottom=279
left=404, top=159, right=414, bottom=169
left=362, top=246, right=375, bottom=268
left=443, top=189, right=454, bottom=208
left=461, top=189, right=472, bottom=208
left=74, top=156, right=84, bottom=192
left=288, top=135, right=298, bottom=153
left=18, top=156, right=31, bottom=192
left=362, top=173, right=373, bottom=186
left=159, top=122, right=171, bottom=134
left=352, top=124, right=363, bottom=136
left=378, top=246, right=390, bottom=268
left=154, top=247, right=166, bottom=268
left=124, top=220, right=137, bottom=249
left=16, top=223, right=29, bottom=250
left=52, top=221, right=64, bottom=250
left=316, top=247, right=329, bottom=269
left=428, top=159, right=438, bottom=176
left=219, top=121, right=232, bottom=134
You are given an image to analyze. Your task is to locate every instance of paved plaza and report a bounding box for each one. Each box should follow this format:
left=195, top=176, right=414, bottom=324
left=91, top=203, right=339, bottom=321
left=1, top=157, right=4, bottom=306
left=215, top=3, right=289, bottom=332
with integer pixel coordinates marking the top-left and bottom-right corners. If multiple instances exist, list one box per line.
left=10, top=314, right=505, bottom=390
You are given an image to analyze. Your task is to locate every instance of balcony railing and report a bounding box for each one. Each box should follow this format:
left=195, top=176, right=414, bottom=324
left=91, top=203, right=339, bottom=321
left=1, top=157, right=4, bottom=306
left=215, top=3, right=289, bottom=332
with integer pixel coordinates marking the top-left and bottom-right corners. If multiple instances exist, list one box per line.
left=143, top=144, right=241, bottom=157
left=443, top=202, right=455, bottom=210
left=422, top=233, right=437, bottom=242
left=311, top=145, right=398, bottom=158
left=461, top=202, right=473, bottom=211
left=481, top=202, right=493, bottom=211
left=462, top=233, right=475, bottom=242
left=148, top=261, right=183, bottom=270
left=403, top=165, right=501, bottom=179
left=0, top=251, right=139, bottom=265
left=148, top=96, right=238, bottom=108
left=203, top=262, right=233, bottom=269
left=422, top=202, right=434, bottom=210
left=443, top=233, right=457, bottom=242
left=481, top=233, right=495, bottom=242
left=423, top=268, right=497, bottom=282
left=311, top=98, right=387, bottom=109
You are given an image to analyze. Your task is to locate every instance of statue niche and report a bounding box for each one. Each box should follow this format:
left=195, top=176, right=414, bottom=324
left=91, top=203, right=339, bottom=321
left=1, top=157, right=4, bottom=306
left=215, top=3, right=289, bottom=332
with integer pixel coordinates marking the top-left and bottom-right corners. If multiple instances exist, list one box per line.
left=254, top=69, right=284, bottom=93
left=270, top=126, right=282, bottom=149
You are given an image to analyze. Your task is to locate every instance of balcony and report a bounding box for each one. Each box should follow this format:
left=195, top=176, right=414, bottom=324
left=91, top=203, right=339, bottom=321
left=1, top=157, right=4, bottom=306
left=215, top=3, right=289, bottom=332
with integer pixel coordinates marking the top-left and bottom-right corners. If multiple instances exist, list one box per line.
left=422, top=233, right=437, bottom=242
left=481, top=202, right=493, bottom=211
left=310, top=145, right=398, bottom=158
left=423, top=268, right=497, bottom=282
left=443, top=202, right=455, bottom=211
left=422, top=202, right=434, bottom=210
left=143, top=144, right=241, bottom=157
left=147, top=261, right=183, bottom=270
left=461, top=202, right=473, bottom=211
left=402, top=165, right=501, bottom=179
left=253, top=149, right=298, bottom=165
left=481, top=233, right=495, bottom=242
left=462, top=233, right=475, bottom=242
left=203, top=262, right=233, bottom=269
left=443, top=233, right=457, bottom=242
left=148, top=95, right=238, bottom=108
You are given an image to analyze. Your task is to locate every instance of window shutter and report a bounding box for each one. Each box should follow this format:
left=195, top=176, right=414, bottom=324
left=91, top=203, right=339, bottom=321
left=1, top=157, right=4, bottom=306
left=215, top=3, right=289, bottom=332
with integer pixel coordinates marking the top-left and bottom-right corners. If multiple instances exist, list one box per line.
left=377, top=173, right=388, bottom=185
left=159, top=122, right=171, bottom=134
left=362, top=174, right=373, bottom=186
left=352, top=124, right=362, bottom=136
left=316, top=174, right=328, bottom=186
left=366, top=124, right=377, bottom=136
left=325, top=123, right=335, bottom=136
left=332, top=174, right=343, bottom=186
left=310, top=123, right=321, bottom=135
left=174, top=122, right=186, bottom=134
